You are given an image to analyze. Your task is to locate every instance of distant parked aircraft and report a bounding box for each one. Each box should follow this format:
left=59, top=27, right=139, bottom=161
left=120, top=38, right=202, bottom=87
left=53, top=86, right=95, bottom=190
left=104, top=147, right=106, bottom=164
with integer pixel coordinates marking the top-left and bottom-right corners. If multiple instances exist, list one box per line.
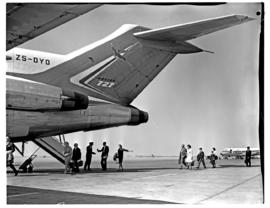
left=220, top=148, right=260, bottom=159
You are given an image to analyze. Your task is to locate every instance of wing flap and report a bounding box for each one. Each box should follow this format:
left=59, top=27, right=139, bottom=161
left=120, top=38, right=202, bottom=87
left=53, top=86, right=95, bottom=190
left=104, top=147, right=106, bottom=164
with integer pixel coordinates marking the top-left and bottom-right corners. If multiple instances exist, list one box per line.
left=133, top=15, right=254, bottom=42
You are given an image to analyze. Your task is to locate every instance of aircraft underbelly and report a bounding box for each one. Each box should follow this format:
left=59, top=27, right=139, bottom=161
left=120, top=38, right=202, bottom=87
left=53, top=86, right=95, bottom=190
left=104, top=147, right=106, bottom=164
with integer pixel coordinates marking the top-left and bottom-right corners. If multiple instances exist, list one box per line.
left=6, top=110, right=29, bottom=138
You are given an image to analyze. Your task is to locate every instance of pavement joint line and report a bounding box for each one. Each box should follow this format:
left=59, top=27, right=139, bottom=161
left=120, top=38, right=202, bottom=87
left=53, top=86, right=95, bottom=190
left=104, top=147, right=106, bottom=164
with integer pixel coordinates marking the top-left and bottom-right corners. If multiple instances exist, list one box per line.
left=7, top=192, right=39, bottom=198
left=132, top=173, right=177, bottom=180
left=197, top=173, right=262, bottom=203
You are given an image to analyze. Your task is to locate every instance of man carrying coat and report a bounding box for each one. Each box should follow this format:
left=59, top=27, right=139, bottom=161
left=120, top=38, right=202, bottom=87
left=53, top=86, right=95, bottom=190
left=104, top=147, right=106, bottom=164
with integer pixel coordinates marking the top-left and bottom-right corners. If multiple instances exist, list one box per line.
left=97, top=142, right=109, bottom=171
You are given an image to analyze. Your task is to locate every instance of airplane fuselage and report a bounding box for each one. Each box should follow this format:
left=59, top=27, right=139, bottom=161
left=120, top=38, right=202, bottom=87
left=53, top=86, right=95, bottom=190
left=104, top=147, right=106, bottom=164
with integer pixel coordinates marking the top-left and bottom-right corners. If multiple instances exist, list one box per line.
left=6, top=24, right=153, bottom=142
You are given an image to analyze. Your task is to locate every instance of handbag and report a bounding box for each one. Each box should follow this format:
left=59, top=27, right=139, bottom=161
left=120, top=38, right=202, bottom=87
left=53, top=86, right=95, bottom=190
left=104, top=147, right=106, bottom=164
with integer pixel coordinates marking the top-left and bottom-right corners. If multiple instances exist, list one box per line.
left=113, top=153, right=118, bottom=161
left=78, top=160, right=83, bottom=167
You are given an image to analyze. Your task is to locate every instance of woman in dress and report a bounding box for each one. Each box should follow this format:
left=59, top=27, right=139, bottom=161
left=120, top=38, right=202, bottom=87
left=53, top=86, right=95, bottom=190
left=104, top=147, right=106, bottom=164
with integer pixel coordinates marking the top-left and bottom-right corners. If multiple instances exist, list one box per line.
left=185, top=144, right=193, bottom=169
left=63, top=141, right=72, bottom=173
left=178, top=144, right=187, bottom=169
left=117, top=144, right=130, bottom=171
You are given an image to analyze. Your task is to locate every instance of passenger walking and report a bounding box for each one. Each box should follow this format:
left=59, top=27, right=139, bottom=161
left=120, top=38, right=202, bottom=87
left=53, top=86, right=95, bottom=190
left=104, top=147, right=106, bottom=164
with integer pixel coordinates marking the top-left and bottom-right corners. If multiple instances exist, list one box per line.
left=84, top=142, right=96, bottom=171
left=213, top=147, right=217, bottom=157
left=63, top=141, right=72, bottom=174
left=6, top=137, right=18, bottom=176
left=178, top=144, right=187, bottom=169
left=196, top=147, right=206, bottom=169
left=210, top=148, right=217, bottom=168
left=213, top=147, right=218, bottom=167
left=245, top=146, right=252, bottom=167
left=210, top=151, right=216, bottom=168
left=117, top=144, right=130, bottom=171
left=72, top=143, right=81, bottom=173
left=185, top=144, right=193, bottom=169
left=97, top=142, right=109, bottom=171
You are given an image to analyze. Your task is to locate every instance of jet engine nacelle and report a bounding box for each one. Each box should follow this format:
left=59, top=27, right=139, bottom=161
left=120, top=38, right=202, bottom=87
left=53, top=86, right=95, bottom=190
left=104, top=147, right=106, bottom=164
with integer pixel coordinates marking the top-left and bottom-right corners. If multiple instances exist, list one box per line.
left=6, top=77, right=89, bottom=111
left=128, top=107, right=149, bottom=125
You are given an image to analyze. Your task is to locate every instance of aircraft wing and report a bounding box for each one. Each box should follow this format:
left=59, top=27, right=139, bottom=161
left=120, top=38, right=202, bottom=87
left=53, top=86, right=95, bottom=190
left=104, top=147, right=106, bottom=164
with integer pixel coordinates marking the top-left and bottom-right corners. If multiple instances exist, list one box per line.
left=6, top=3, right=101, bottom=50
left=133, top=15, right=254, bottom=42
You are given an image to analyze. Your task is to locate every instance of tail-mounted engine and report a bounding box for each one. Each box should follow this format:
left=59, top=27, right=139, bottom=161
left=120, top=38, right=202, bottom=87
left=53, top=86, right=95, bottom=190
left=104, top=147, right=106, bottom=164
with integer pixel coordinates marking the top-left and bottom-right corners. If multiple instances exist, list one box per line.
left=6, top=77, right=89, bottom=111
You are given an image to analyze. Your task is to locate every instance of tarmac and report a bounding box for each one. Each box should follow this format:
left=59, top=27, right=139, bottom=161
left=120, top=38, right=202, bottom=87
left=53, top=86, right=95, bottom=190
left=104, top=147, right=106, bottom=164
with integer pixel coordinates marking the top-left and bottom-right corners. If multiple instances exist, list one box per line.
left=7, top=158, right=263, bottom=204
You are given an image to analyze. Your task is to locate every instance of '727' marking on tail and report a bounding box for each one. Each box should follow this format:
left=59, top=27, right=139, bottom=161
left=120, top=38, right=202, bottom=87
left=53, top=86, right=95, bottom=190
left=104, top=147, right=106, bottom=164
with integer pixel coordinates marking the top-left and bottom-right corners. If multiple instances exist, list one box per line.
left=97, top=80, right=115, bottom=88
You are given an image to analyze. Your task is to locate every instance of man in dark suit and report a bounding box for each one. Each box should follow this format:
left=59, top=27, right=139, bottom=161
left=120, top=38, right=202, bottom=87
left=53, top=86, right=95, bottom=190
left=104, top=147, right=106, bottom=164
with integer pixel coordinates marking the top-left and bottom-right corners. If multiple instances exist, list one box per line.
left=245, top=146, right=252, bottom=167
left=72, top=143, right=81, bottom=172
left=84, top=142, right=96, bottom=171
left=97, top=142, right=109, bottom=170
left=196, top=147, right=206, bottom=169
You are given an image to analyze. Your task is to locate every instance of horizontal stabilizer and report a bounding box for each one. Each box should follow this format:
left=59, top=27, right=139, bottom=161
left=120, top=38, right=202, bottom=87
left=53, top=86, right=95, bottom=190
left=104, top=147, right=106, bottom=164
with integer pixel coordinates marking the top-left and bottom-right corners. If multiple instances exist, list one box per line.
left=134, top=15, right=254, bottom=42
left=137, top=39, right=203, bottom=54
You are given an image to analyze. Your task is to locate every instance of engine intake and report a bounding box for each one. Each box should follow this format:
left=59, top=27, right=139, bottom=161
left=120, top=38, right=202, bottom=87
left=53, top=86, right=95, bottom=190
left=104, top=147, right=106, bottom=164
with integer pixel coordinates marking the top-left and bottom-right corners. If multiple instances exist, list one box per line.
left=61, top=90, right=89, bottom=111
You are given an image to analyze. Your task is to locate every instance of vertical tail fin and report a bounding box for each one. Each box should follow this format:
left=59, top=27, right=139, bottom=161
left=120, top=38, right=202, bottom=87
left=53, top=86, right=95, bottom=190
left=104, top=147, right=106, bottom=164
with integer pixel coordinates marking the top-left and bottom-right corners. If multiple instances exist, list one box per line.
left=76, top=42, right=176, bottom=104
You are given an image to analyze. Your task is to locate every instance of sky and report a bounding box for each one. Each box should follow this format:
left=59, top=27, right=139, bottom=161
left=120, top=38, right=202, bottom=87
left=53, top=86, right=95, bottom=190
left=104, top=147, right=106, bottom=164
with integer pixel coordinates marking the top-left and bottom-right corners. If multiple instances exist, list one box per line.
left=11, top=3, right=261, bottom=158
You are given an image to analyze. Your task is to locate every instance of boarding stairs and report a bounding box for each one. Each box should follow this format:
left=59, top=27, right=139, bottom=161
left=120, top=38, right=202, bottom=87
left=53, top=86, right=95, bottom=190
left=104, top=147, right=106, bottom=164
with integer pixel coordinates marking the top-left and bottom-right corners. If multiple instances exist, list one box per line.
left=33, top=136, right=66, bottom=164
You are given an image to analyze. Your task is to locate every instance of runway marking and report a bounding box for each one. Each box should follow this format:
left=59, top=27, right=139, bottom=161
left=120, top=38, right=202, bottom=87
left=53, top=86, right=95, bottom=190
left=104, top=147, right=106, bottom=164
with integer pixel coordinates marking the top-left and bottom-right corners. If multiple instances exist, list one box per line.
left=7, top=192, right=39, bottom=198
left=197, top=173, right=261, bottom=203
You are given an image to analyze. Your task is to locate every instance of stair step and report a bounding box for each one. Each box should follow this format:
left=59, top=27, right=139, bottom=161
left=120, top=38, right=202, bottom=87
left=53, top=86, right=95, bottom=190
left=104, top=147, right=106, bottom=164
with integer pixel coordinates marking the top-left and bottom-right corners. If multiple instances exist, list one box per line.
left=34, top=136, right=66, bottom=164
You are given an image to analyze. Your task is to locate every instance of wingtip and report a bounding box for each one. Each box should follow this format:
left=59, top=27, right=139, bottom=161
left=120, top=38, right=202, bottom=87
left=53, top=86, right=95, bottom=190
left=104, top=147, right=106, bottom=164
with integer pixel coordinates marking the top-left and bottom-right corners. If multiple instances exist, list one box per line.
left=235, top=15, right=256, bottom=22
left=245, top=16, right=256, bottom=21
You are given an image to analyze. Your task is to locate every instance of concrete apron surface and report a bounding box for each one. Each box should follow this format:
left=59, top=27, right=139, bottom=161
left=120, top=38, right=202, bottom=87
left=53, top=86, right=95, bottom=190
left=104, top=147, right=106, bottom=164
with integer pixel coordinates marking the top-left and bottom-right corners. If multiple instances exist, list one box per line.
left=7, top=160, right=263, bottom=204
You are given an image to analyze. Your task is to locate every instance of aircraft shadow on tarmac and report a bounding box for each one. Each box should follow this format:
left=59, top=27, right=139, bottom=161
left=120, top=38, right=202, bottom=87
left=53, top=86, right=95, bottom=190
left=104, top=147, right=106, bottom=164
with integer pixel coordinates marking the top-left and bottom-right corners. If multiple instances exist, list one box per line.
left=7, top=185, right=177, bottom=204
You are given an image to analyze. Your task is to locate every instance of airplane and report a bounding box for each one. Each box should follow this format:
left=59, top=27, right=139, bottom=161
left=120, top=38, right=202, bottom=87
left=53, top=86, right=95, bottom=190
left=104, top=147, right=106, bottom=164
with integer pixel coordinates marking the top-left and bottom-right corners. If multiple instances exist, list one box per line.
left=6, top=3, right=255, bottom=165
left=220, top=147, right=260, bottom=159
